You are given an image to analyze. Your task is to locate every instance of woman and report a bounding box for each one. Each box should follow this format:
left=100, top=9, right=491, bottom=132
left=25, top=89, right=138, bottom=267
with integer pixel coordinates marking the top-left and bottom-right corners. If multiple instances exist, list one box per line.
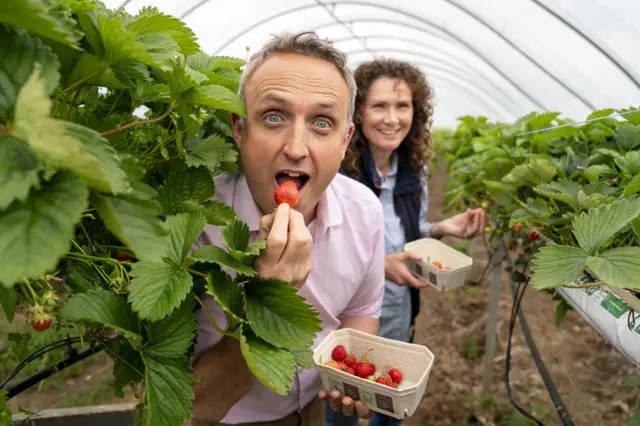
left=325, top=59, right=484, bottom=426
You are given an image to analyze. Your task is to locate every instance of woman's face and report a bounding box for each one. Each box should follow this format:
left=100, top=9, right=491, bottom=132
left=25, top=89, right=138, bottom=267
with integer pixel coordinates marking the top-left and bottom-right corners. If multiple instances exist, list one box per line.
left=359, top=77, right=414, bottom=155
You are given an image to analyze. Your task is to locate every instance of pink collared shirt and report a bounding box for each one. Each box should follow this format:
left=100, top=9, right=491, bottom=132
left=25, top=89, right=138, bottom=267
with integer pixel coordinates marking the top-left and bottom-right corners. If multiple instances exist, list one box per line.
left=192, top=172, right=385, bottom=424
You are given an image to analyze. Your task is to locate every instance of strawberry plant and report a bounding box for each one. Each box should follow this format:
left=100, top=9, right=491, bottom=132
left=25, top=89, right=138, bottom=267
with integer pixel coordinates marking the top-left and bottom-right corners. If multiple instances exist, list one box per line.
left=437, top=109, right=640, bottom=294
left=0, top=1, right=321, bottom=425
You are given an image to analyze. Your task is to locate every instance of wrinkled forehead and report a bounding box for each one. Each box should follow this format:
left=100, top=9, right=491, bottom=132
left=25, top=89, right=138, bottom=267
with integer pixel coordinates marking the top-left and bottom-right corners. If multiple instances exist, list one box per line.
left=244, top=53, right=350, bottom=117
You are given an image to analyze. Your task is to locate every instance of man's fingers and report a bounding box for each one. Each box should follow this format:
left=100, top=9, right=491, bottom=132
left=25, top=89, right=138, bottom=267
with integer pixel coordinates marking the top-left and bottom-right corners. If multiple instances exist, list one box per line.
left=281, top=209, right=313, bottom=263
left=355, top=400, right=371, bottom=419
left=262, top=203, right=291, bottom=264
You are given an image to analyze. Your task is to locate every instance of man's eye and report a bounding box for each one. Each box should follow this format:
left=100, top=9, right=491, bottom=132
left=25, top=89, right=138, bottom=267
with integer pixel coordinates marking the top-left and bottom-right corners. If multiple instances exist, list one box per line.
left=315, top=119, right=330, bottom=129
left=265, top=114, right=280, bottom=123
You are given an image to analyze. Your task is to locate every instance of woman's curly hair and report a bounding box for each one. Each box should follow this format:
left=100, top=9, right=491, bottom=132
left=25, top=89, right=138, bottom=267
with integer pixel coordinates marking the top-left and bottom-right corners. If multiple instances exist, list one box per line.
left=342, top=58, right=435, bottom=181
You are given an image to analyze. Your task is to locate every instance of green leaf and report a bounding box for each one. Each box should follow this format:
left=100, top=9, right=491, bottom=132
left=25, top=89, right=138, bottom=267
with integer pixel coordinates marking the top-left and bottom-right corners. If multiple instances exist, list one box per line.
left=210, top=56, right=245, bottom=70
left=128, top=259, right=193, bottom=321
left=188, top=84, right=246, bottom=117
left=244, top=278, right=322, bottom=349
left=531, top=245, right=588, bottom=289
left=587, top=108, right=614, bottom=120
left=290, top=347, right=315, bottom=369
left=206, top=268, right=244, bottom=323
left=616, top=151, right=640, bottom=177
left=66, top=53, right=127, bottom=89
left=64, top=122, right=131, bottom=194
left=144, top=297, right=196, bottom=358
left=534, top=181, right=580, bottom=210
left=0, top=171, right=88, bottom=287
left=126, top=8, right=200, bottom=55
left=0, top=25, right=60, bottom=122
left=0, top=0, right=83, bottom=48
left=625, top=411, right=640, bottom=426
left=615, top=124, right=640, bottom=151
left=509, top=199, right=550, bottom=226
left=154, top=64, right=206, bottom=100
left=143, top=355, right=195, bottom=426
left=632, top=217, right=640, bottom=236
left=624, top=173, right=640, bottom=196
left=111, top=339, right=145, bottom=387
left=184, top=134, right=238, bottom=171
left=220, top=216, right=249, bottom=252
left=58, top=288, right=142, bottom=345
left=239, top=325, right=296, bottom=396
left=13, top=69, right=121, bottom=188
left=191, top=245, right=257, bottom=277
left=572, top=198, right=640, bottom=255
left=554, top=299, right=572, bottom=327
left=91, top=192, right=168, bottom=263
left=156, top=165, right=215, bottom=216
left=165, top=212, right=206, bottom=264
left=131, top=81, right=171, bottom=105
left=179, top=199, right=237, bottom=226
left=503, top=158, right=559, bottom=187
left=585, top=247, right=640, bottom=289
left=0, top=136, right=40, bottom=210
left=0, top=286, right=17, bottom=323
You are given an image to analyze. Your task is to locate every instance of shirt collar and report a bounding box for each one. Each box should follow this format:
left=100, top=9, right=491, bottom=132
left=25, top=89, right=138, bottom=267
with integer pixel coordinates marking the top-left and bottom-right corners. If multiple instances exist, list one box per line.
left=373, top=151, right=398, bottom=184
left=231, top=173, right=343, bottom=235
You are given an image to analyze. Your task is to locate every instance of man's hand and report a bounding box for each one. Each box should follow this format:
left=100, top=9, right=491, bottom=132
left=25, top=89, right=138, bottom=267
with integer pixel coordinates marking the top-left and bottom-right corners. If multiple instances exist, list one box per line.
left=385, top=252, right=428, bottom=288
left=254, top=203, right=313, bottom=289
left=318, top=389, right=373, bottom=419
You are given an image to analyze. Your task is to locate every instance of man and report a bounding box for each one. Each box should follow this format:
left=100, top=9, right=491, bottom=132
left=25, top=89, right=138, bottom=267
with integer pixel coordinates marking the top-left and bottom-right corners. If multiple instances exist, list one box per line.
left=189, top=31, right=386, bottom=426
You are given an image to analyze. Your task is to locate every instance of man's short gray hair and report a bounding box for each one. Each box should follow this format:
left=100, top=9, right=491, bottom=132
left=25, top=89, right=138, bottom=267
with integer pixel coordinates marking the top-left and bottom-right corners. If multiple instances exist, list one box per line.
left=237, top=31, right=357, bottom=128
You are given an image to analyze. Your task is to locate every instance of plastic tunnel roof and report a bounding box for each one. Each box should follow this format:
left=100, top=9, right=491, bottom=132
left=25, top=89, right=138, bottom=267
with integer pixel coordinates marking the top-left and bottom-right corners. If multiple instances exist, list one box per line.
left=103, top=0, right=640, bottom=127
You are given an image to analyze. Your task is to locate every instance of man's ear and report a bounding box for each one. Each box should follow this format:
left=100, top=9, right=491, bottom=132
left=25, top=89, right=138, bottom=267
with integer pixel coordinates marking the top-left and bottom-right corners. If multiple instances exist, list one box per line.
left=230, top=113, right=244, bottom=149
left=342, top=122, right=355, bottom=158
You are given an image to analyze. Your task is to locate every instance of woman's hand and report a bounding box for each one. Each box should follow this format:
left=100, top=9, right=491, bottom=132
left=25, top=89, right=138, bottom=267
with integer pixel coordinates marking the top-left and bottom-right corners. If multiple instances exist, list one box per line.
left=430, top=207, right=485, bottom=240
left=385, top=252, right=428, bottom=288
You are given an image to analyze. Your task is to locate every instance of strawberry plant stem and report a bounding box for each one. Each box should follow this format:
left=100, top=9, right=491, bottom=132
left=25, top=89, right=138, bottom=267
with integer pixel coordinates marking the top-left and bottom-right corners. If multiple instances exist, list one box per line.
left=194, top=294, right=234, bottom=338
left=562, top=281, right=605, bottom=289
left=187, top=268, right=208, bottom=278
left=64, top=252, right=119, bottom=264
left=22, top=279, right=39, bottom=305
left=100, top=104, right=175, bottom=137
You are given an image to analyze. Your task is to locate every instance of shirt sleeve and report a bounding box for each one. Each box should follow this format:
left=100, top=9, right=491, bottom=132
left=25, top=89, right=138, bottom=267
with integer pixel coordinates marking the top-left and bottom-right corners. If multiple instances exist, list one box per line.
left=419, top=165, right=434, bottom=238
left=338, top=198, right=386, bottom=319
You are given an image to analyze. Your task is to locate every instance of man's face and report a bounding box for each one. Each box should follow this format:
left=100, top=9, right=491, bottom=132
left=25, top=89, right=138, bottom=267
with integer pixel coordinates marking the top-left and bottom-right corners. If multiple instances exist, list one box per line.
left=232, top=52, right=354, bottom=223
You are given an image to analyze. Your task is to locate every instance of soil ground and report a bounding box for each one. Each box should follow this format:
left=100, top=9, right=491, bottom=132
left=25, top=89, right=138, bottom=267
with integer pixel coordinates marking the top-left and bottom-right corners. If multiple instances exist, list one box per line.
left=2, top=162, right=638, bottom=425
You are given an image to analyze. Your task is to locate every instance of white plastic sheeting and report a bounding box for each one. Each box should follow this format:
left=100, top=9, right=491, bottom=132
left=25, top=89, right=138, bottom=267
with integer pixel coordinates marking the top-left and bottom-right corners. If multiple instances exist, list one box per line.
left=102, top=0, right=640, bottom=126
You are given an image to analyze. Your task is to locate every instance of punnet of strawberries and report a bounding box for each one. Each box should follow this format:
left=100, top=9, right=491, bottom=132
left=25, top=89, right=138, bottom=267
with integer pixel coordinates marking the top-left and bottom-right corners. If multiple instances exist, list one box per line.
left=323, top=344, right=403, bottom=389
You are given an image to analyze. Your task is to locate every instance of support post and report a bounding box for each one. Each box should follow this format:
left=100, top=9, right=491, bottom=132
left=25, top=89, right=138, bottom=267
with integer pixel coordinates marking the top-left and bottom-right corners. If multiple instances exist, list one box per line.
left=482, top=243, right=503, bottom=394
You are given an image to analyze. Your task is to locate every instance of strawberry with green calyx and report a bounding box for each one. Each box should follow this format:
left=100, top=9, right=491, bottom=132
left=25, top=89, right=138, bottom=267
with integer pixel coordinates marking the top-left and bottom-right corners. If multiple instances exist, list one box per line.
left=274, top=180, right=299, bottom=207
left=354, top=349, right=376, bottom=378
left=528, top=231, right=539, bottom=241
left=114, top=251, right=135, bottom=262
left=27, top=305, right=54, bottom=332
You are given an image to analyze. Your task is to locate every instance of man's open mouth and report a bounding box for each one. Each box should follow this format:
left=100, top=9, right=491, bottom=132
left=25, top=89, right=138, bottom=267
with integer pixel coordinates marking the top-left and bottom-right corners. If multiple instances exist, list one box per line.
left=276, top=171, right=310, bottom=191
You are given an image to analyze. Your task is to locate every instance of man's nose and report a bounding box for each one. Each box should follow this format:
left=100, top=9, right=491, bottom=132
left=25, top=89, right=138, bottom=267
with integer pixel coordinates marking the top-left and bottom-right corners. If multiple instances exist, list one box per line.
left=283, top=121, right=309, bottom=160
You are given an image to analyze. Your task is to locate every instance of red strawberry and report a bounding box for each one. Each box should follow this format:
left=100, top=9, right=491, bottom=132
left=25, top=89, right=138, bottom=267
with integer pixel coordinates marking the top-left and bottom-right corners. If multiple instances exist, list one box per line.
left=376, top=375, right=392, bottom=386
left=344, top=354, right=356, bottom=368
left=114, top=251, right=135, bottom=261
left=331, top=345, right=347, bottom=362
left=31, top=318, right=52, bottom=332
left=336, top=362, right=348, bottom=371
left=388, top=382, right=398, bottom=389
left=388, top=368, right=403, bottom=384
left=513, top=223, right=522, bottom=231
left=354, top=350, right=375, bottom=378
left=274, top=180, right=299, bottom=207
left=345, top=367, right=355, bottom=375
left=528, top=231, right=539, bottom=241
left=324, top=360, right=341, bottom=369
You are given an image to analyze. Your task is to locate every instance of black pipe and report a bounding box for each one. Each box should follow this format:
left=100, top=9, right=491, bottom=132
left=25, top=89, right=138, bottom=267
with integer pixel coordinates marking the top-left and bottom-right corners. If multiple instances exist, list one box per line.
left=502, top=239, right=575, bottom=426
left=6, top=345, right=104, bottom=400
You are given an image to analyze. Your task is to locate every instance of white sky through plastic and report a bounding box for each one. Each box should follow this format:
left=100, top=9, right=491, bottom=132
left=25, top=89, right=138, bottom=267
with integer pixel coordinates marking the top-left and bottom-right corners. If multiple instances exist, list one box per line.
left=102, top=0, right=640, bottom=127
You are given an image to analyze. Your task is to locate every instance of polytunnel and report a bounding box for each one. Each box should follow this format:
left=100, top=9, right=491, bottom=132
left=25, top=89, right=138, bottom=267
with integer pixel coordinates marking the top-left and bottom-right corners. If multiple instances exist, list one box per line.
left=103, top=0, right=640, bottom=126
left=1, top=1, right=640, bottom=426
